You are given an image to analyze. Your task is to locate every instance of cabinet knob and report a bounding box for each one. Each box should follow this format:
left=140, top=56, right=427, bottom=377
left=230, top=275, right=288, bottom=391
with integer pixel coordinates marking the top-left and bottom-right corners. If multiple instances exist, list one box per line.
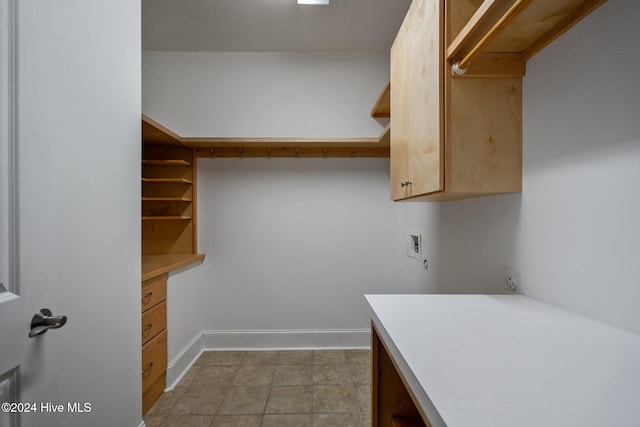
left=400, top=180, right=412, bottom=187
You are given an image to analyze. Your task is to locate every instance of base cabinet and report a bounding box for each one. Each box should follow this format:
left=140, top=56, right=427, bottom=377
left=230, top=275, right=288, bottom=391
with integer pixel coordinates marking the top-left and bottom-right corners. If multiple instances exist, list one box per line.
left=372, top=325, right=430, bottom=427
left=141, top=274, right=168, bottom=415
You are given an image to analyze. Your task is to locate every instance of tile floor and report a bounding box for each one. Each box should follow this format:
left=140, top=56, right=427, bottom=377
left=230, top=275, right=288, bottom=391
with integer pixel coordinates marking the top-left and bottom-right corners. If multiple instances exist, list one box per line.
left=144, top=349, right=372, bottom=427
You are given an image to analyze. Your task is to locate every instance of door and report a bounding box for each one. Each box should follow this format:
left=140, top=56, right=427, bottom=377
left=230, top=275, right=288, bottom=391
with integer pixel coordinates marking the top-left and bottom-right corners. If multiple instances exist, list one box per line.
left=0, top=1, right=141, bottom=426
left=389, top=0, right=444, bottom=201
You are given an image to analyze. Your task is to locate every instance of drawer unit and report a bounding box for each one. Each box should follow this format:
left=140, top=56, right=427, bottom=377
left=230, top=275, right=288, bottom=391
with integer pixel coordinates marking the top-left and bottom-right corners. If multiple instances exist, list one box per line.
left=141, top=273, right=167, bottom=415
left=141, top=301, right=166, bottom=346
left=141, top=274, right=167, bottom=312
left=142, top=329, right=167, bottom=394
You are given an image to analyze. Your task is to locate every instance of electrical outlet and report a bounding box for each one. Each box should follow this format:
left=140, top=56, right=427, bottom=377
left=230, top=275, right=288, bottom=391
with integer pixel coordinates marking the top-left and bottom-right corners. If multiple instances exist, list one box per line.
left=503, top=266, right=522, bottom=292
left=407, top=231, right=421, bottom=260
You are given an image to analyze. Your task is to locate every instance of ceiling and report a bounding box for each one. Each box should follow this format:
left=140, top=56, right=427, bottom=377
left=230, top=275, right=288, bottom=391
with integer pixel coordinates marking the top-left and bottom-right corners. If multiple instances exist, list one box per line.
left=142, top=0, right=412, bottom=52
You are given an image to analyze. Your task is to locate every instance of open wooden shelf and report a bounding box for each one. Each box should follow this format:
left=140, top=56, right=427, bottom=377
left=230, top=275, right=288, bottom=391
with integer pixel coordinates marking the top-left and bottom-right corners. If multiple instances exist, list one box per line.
left=141, top=178, right=193, bottom=184
left=142, top=216, right=192, bottom=221
left=142, top=116, right=199, bottom=258
left=141, top=197, right=192, bottom=202
left=371, top=80, right=391, bottom=118
left=142, top=114, right=389, bottom=158
left=142, top=159, right=191, bottom=167
left=188, top=136, right=390, bottom=158
left=379, top=124, right=390, bottom=144
left=446, top=0, right=608, bottom=77
left=142, top=254, right=205, bottom=282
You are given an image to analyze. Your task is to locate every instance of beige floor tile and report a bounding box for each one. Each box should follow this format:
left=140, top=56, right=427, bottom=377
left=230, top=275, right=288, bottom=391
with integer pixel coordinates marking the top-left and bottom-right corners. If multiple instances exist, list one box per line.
left=142, top=415, right=165, bottom=427
left=191, top=365, right=238, bottom=386
left=233, top=365, right=276, bottom=386
left=354, top=384, right=370, bottom=414
left=346, top=350, right=371, bottom=365
left=210, top=415, right=262, bottom=427
left=145, top=349, right=374, bottom=423
left=262, top=414, right=312, bottom=427
left=196, top=351, right=246, bottom=366
left=145, top=386, right=186, bottom=417
left=217, top=386, right=270, bottom=414
left=242, top=351, right=280, bottom=365
left=349, top=363, right=371, bottom=385
left=313, top=384, right=359, bottom=413
left=278, top=350, right=313, bottom=365
left=265, top=385, right=313, bottom=414
left=171, top=384, right=231, bottom=415
left=312, top=413, right=362, bottom=426
left=179, top=366, right=203, bottom=387
left=159, top=414, right=213, bottom=427
left=313, top=364, right=351, bottom=385
left=312, top=350, right=347, bottom=365
left=274, top=365, right=313, bottom=385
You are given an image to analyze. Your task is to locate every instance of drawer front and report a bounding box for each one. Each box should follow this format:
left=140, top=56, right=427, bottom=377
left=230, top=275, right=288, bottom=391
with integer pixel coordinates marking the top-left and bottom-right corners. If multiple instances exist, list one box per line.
left=142, top=374, right=165, bottom=415
left=141, top=274, right=167, bottom=312
left=141, top=301, right=166, bottom=346
left=141, top=329, right=167, bottom=394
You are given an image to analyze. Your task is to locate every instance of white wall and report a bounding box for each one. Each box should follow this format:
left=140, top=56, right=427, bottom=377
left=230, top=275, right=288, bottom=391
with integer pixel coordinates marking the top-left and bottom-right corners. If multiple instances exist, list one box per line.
left=142, top=51, right=388, bottom=138
left=435, top=0, right=640, bottom=334
left=142, top=52, right=439, bottom=348
left=197, top=158, right=433, bottom=337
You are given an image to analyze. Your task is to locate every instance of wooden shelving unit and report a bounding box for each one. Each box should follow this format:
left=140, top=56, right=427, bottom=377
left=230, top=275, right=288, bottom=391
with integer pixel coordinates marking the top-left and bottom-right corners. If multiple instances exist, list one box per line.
left=371, top=81, right=391, bottom=118
left=447, top=0, right=609, bottom=77
left=380, top=0, right=608, bottom=202
left=188, top=136, right=389, bottom=158
left=141, top=115, right=202, bottom=262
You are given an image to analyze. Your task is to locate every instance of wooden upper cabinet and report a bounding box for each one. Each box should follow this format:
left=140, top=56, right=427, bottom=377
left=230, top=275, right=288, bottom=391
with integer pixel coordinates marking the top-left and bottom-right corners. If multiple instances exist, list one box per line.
left=391, top=0, right=444, bottom=201
left=390, top=0, right=521, bottom=201
left=389, top=0, right=607, bottom=201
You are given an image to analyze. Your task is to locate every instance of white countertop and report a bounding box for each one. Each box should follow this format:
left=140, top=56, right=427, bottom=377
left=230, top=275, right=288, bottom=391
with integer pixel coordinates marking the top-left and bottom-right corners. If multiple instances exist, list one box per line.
left=366, top=294, right=640, bottom=427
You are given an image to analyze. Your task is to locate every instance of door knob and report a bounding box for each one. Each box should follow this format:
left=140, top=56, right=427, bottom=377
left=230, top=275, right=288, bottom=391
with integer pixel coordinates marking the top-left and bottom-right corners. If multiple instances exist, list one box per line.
left=29, top=308, right=67, bottom=338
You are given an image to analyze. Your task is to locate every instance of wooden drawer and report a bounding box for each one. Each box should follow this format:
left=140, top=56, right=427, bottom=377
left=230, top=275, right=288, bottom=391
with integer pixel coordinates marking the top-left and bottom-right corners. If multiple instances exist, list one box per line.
left=141, top=301, right=166, bottom=346
left=141, top=274, right=167, bottom=312
left=141, top=329, right=167, bottom=395
left=142, top=374, right=165, bottom=415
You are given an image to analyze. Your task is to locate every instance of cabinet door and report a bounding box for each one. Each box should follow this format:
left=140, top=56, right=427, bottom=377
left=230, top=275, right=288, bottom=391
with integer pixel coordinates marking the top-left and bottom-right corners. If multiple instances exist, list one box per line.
left=390, top=0, right=444, bottom=201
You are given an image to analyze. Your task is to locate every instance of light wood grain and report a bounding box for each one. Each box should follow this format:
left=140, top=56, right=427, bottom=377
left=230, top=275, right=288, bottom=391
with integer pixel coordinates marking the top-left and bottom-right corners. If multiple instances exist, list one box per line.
left=447, top=0, right=609, bottom=64
left=195, top=147, right=389, bottom=158
left=191, top=150, right=199, bottom=254
left=141, top=301, right=166, bottom=346
left=371, top=80, right=391, bottom=118
left=141, top=274, right=167, bottom=312
left=141, top=329, right=167, bottom=394
left=185, top=137, right=384, bottom=148
left=142, top=115, right=183, bottom=146
left=450, top=52, right=525, bottom=77
left=447, top=77, right=522, bottom=194
left=142, top=374, right=165, bottom=415
left=141, top=254, right=205, bottom=282
left=521, top=0, right=609, bottom=60
left=390, top=0, right=444, bottom=201
left=457, top=0, right=534, bottom=70
left=390, top=6, right=410, bottom=201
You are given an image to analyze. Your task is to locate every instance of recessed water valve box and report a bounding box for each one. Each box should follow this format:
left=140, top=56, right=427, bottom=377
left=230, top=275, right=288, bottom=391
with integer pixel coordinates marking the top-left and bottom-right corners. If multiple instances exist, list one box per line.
left=407, top=231, right=422, bottom=260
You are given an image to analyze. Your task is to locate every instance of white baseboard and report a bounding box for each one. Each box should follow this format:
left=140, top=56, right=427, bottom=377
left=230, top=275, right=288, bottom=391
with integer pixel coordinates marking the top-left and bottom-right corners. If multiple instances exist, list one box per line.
left=165, top=332, right=203, bottom=391
left=200, top=328, right=370, bottom=350
left=165, top=328, right=370, bottom=389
